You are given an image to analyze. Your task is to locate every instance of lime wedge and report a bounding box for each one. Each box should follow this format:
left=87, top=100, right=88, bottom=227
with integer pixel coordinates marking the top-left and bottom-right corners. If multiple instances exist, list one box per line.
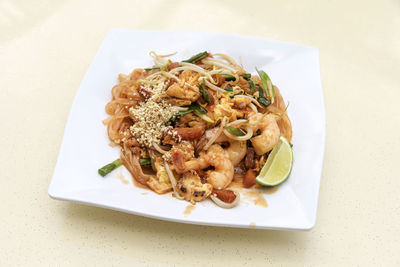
left=256, top=136, right=293, bottom=186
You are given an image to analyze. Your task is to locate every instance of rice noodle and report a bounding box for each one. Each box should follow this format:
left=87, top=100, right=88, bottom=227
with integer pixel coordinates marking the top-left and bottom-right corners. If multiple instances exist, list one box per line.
left=152, top=142, right=168, bottom=154
left=164, top=160, right=184, bottom=200
left=204, top=117, right=227, bottom=151
left=210, top=191, right=240, bottom=209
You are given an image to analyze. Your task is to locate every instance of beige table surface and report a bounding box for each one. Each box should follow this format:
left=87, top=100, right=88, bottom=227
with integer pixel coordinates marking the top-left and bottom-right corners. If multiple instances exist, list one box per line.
left=1, top=0, right=399, bottom=266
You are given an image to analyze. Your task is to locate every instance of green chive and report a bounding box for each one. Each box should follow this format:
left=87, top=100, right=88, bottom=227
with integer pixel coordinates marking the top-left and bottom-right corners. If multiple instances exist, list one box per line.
left=258, top=97, right=271, bottom=107
left=223, top=74, right=236, bottom=81
left=98, top=159, right=123, bottom=177
left=144, top=67, right=160, bottom=71
left=199, top=81, right=210, bottom=103
left=257, top=85, right=271, bottom=107
left=255, top=68, right=275, bottom=102
left=139, top=158, right=152, bottom=165
left=241, top=73, right=251, bottom=80
left=170, top=109, right=193, bottom=122
left=189, top=102, right=208, bottom=115
left=249, top=79, right=255, bottom=93
left=223, top=126, right=245, bottom=136
left=182, top=51, right=209, bottom=63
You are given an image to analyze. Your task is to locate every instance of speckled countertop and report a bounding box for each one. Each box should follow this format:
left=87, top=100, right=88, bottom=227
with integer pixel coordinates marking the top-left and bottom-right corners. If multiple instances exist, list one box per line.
left=1, top=0, right=399, bottom=265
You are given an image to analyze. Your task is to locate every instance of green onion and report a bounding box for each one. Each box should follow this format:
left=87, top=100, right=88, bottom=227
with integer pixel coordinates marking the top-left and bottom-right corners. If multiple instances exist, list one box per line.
left=249, top=79, right=255, bottom=93
left=258, top=97, right=271, bottom=107
left=98, top=159, right=123, bottom=177
left=257, top=85, right=271, bottom=107
left=170, top=109, right=193, bottom=122
left=189, top=102, right=214, bottom=123
left=199, top=81, right=210, bottom=103
left=256, top=129, right=262, bottom=136
left=144, top=67, right=161, bottom=71
left=241, top=73, right=251, bottom=80
left=189, top=102, right=208, bottom=115
left=198, top=114, right=214, bottom=123
left=182, top=51, right=209, bottom=63
left=139, top=158, right=152, bottom=165
left=225, top=87, right=233, bottom=92
left=255, top=68, right=275, bottom=103
left=223, top=126, right=245, bottom=136
left=222, top=74, right=236, bottom=81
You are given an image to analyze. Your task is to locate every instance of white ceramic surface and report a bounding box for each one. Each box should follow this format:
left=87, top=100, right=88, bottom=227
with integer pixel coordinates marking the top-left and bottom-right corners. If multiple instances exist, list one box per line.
left=48, top=29, right=325, bottom=230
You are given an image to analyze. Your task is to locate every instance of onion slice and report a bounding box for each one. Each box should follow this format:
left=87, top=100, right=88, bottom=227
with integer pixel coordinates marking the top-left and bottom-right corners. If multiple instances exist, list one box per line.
left=210, top=190, right=240, bottom=209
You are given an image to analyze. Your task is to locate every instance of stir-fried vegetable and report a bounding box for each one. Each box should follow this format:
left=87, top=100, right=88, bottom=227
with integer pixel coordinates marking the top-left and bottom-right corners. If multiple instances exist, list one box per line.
left=240, top=73, right=254, bottom=92
left=170, top=109, right=193, bottom=122
left=189, top=102, right=207, bottom=114
left=223, top=126, right=245, bottom=136
left=256, top=68, right=275, bottom=103
left=199, top=81, right=211, bottom=103
left=190, top=102, right=214, bottom=123
left=98, top=159, right=123, bottom=177
left=144, top=67, right=161, bottom=71
left=139, top=158, right=152, bottom=165
left=248, top=79, right=255, bottom=92
left=182, top=51, right=209, bottom=63
left=241, top=73, right=251, bottom=80
left=222, top=74, right=236, bottom=81
left=257, top=85, right=271, bottom=107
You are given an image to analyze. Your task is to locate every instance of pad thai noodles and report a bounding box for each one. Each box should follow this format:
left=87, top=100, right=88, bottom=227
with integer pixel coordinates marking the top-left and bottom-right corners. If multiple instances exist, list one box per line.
left=100, top=51, right=292, bottom=208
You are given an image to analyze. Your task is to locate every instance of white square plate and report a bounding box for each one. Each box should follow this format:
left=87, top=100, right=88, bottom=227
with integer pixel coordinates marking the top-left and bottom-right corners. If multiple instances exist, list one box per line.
left=49, top=29, right=325, bottom=230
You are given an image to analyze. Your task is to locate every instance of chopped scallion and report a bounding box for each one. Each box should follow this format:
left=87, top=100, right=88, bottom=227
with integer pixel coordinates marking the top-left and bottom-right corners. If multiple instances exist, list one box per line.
left=139, top=158, right=152, bottom=165
left=98, top=159, right=123, bottom=177
left=222, top=74, right=236, bottom=81
left=182, top=51, right=209, bottom=63
left=223, top=126, right=245, bottom=136
left=199, top=81, right=211, bottom=103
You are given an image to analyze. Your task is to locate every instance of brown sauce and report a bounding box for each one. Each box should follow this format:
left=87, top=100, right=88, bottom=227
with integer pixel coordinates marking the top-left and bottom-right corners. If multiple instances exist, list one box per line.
left=117, top=172, right=129, bottom=184
left=184, top=204, right=195, bottom=216
left=254, top=195, right=268, bottom=207
left=263, top=186, right=279, bottom=195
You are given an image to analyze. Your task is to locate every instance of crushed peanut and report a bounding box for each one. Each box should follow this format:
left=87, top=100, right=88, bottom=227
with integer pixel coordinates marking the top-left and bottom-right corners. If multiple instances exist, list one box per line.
left=129, top=75, right=178, bottom=147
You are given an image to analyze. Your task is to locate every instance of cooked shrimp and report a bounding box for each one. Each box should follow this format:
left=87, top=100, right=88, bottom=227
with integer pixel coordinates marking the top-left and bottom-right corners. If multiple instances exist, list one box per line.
left=249, top=113, right=280, bottom=155
left=205, top=144, right=234, bottom=189
left=204, top=127, right=247, bottom=166
left=175, top=144, right=234, bottom=189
